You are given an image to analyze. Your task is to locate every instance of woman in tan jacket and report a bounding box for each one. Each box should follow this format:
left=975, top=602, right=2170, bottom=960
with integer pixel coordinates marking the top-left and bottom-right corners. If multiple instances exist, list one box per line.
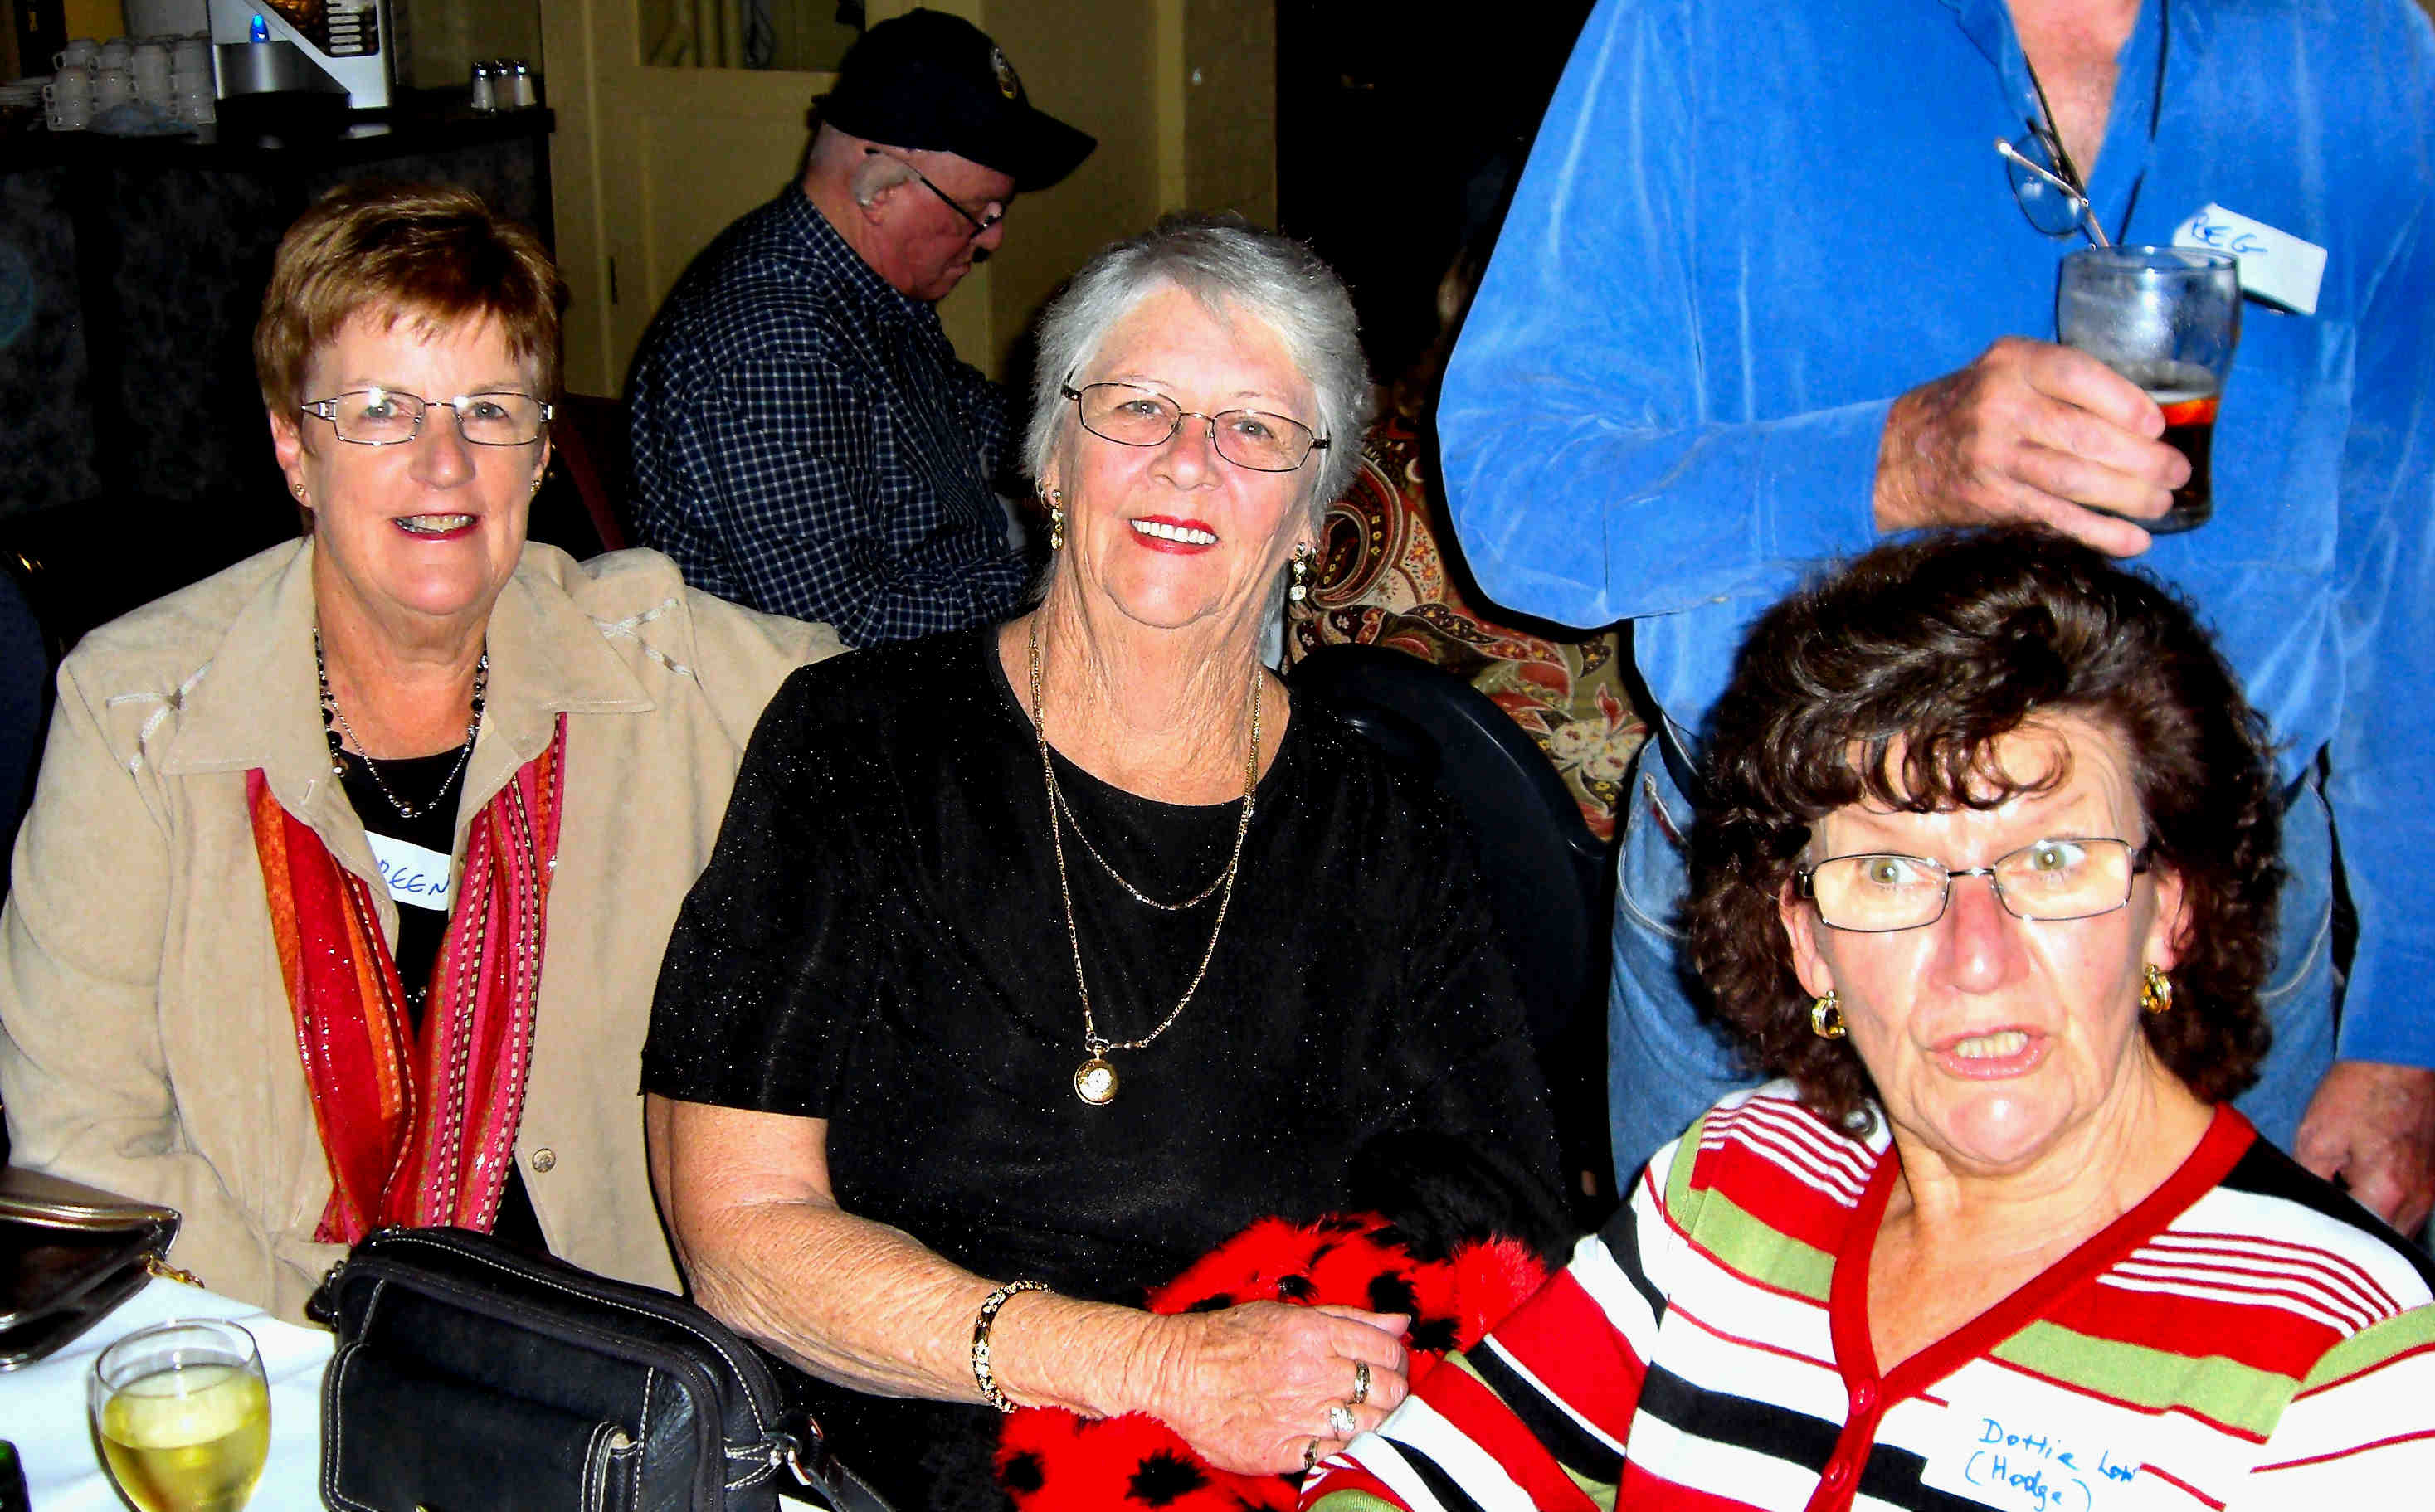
left=0, top=182, right=838, bottom=1318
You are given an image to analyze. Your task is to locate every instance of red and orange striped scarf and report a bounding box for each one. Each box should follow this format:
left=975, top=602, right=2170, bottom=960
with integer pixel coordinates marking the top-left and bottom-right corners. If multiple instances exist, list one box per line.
left=248, top=717, right=567, bottom=1243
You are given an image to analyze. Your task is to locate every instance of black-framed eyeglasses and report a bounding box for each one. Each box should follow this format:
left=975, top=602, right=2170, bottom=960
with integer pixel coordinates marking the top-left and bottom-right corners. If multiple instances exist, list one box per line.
left=864, top=147, right=1006, bottom=238
left=300, top=387, right=553, bottom=447
left=1795, top=837, right=2153, bottom=933
left=1061, top=380, right=1329, bottom=473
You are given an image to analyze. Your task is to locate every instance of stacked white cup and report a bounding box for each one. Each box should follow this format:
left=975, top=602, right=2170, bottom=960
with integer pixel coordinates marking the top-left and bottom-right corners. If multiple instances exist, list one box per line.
left=133, top=41, right=173, bottom=106
left=53, top=38, right=101, bottom=72
left=168, top=35, right=214, bottom=123
left=43, top=66, right=93, bottom=129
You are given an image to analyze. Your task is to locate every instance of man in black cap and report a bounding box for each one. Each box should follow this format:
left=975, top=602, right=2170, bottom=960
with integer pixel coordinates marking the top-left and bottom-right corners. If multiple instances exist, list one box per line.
left=626, top=9, right=1093, bottom=642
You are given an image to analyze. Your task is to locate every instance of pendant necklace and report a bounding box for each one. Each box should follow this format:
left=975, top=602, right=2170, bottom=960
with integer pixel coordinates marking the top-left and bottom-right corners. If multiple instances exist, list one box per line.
left=1028, top=620, right=1260, bottom=1106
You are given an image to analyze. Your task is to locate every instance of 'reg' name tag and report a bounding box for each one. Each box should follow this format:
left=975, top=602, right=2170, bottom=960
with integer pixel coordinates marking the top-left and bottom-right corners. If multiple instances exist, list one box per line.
left=2172, top=204, right=2326, bottom=316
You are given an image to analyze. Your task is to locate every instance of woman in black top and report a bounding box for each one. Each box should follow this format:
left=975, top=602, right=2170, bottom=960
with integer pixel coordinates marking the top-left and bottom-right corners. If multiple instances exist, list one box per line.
left=643, top=216, right=1563, bottom=1510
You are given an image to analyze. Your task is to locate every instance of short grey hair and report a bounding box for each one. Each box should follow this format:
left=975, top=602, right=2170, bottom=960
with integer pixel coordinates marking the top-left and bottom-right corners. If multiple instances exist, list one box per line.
left=1022, top=213, right=1374, bottom=523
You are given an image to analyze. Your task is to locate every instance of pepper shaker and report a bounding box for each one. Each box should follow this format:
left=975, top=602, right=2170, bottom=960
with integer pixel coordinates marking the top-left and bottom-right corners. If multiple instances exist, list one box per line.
left=502, top=59, right=538, bottom=109
left=469, top=60, right=497, bottom=113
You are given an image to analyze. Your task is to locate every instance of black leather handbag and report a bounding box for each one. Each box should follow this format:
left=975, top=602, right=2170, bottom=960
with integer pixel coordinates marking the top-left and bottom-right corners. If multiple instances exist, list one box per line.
left=310, top=1226, right=892, bottom=1512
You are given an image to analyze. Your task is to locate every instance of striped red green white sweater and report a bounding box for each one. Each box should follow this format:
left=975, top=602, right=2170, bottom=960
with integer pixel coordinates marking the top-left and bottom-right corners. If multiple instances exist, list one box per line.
left=1303, top=1083, right=2435, bottom=1512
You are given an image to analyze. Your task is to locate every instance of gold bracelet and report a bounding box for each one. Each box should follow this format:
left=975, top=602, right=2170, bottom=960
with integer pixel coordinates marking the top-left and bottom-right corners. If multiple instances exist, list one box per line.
left=970, top=1279, right=1049, bottom=1412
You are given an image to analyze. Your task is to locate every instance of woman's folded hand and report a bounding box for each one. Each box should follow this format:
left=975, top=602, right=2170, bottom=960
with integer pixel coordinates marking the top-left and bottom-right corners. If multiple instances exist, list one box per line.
left=1134, top=1301, right=1412, bottom=1475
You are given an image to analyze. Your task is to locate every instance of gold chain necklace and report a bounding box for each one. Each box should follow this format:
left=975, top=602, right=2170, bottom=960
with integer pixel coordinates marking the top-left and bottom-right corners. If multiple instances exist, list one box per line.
left=1047, top=779, right=1230, bottom=911
left=1027, top=620, right=1260, bottom=1106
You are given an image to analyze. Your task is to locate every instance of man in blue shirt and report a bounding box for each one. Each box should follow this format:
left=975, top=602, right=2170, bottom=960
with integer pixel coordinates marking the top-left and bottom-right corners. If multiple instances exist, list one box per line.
left=1442, top=0, right=2435, bottom=1230
left=628, top=10, right=1092, bottom=644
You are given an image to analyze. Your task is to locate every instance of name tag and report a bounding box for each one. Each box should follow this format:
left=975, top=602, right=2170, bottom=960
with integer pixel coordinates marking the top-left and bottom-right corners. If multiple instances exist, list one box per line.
left=1917, top=1368, right=2147, bottom=1512
left=367, top=832, right=455, bottom=912
left=2173, top=203, right=2326, bottom=315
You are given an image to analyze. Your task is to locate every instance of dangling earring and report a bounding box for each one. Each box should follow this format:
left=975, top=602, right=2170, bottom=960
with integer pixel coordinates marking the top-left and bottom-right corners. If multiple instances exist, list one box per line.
left=1810, top=990, right=1845, bottom=1040
left=1046, top=490, right=1066, bottom=552
left=1287, top=542, right=1316, bottom=603
left=2140, top=963, right=2173, bottom=1015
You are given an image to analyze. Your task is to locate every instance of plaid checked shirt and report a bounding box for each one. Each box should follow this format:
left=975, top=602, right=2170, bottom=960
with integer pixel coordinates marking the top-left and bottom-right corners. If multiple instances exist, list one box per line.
left=626, top=190, right=1030, bottom=644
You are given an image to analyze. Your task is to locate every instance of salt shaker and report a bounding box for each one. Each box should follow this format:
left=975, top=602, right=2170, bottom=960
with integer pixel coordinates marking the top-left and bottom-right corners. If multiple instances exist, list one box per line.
left=502, top=59, right=537, bottom=109
left=469, top=60, right=497, bottom=113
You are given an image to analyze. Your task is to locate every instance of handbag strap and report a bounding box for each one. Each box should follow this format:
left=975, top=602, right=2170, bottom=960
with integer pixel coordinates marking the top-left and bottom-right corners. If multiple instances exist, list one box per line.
left=778, top=1431, right=897, bottom=1512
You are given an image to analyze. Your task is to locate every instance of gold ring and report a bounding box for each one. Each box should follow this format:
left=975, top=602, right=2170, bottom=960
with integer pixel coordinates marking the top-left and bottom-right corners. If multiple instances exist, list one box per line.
left=1351, top=1360, right=1371, bottom=1406
left=1327, top=1403, right=1358, bottom=1437
left=1302, top=1438, right=1320, bottom=1473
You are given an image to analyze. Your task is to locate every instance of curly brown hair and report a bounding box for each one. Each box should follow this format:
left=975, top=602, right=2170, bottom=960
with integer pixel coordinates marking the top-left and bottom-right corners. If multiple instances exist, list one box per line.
left=1683, top=527, right=2282, bottom=1135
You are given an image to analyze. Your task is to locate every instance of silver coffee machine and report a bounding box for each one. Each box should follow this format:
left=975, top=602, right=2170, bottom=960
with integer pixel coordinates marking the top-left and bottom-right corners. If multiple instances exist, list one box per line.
left=207, top=0, right=392, bottom=111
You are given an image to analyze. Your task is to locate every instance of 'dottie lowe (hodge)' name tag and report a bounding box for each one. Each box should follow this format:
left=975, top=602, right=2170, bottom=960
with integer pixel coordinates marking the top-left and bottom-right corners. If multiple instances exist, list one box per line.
left=1916, top=1365, right=2150, bottom=1512
left=2173, top=204, right=2327, bottom=315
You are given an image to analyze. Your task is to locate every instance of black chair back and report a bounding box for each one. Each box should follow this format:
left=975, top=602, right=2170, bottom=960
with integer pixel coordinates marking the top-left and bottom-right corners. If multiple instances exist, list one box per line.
left=1288, top=643, right=1617, bottom=1219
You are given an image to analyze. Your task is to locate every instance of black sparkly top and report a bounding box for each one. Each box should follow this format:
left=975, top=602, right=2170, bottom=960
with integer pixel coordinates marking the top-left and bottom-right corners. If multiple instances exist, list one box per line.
left=643, top=628, right=1561, bottom=1510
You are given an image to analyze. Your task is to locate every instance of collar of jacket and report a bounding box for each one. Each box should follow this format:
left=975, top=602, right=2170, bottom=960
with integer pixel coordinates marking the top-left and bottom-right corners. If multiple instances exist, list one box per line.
left=154, top=539, right=657, bottom=832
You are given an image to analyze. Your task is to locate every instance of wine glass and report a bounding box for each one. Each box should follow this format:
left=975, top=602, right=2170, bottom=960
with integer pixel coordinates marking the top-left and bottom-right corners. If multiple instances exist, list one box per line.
left=87, top=1320, right=270, bottom=1512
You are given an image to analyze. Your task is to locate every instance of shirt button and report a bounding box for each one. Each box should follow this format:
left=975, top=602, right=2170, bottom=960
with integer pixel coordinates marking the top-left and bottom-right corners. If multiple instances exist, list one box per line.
left=1852, top=1383, right=1877, bottom=1414
left=529, top=1148, right=556, bottom=1174
left=1823, top=1458, right=1852, bottom=1488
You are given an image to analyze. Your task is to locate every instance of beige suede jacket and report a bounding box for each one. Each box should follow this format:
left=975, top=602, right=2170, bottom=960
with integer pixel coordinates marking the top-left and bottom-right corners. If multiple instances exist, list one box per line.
left=0, top=539, right=840, bottom=1319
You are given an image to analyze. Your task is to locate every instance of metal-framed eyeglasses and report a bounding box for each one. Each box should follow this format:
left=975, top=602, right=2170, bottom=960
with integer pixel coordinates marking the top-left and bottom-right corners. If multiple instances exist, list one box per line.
left=1795, top=837, right=2153, bottom=933
left=300, top=387, right=553, bottom=447
left=864, top=147, right=1006, bottom=239
left=1996, top=114, right=2109, bottom=245
left=1061, top=380, right=1329, bottom=473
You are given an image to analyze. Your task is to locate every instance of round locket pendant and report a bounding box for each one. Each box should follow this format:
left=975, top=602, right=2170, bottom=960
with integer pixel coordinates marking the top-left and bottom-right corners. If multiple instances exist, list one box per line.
left=1074, top=1057, right=1118, bottom=1106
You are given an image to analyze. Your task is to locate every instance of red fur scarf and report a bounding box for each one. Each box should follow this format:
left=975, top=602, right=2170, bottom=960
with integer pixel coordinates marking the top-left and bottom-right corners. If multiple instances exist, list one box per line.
left=994, top=1213, right=1550, bottom=1510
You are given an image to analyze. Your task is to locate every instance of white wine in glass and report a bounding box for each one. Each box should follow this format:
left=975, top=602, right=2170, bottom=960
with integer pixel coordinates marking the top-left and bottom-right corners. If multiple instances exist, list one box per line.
left=88, top=1320, right=270, bottom=1512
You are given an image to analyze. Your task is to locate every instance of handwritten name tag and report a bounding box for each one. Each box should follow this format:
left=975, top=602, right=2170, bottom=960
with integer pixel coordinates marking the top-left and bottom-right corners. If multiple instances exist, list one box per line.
left=367, top=832, right=455, bottom=913
left=1917, top=1368, right=2146, bottom=1512
left=2173, top=203, right=2326, bottom=315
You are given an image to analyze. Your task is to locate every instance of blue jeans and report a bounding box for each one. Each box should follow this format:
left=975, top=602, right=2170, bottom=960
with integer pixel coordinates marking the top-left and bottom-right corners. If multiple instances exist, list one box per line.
left=1606, top=744, right=2340, bottom=1184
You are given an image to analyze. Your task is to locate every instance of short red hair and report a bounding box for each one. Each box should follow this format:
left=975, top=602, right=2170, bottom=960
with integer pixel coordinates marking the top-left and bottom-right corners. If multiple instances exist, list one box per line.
left=254, top=180, right=564, bottom=417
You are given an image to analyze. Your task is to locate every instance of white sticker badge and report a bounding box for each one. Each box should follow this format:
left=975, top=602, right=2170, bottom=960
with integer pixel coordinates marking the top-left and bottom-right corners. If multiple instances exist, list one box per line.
left=1917, top=1366, right=2148, bottom=1512
left=366, top=831, right=455, bottom=913
left=2173, top=203, right=2326, bottom=315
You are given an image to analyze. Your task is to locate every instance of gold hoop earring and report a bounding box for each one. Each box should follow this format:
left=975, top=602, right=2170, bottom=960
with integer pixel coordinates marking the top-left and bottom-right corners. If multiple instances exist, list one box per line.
left=1046, top=490, right=1066, bottom=552
left=1287, top=542, right=1316, bottom=604
left=2141, top=963, right=2173, bottom=1015
left=1809, top=991, right=1844, bottom=1040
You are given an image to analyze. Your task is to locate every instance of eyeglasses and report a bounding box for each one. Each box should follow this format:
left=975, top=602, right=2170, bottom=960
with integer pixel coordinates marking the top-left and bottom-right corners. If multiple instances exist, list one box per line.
left=1993, top=17, right=2165, bottom=250
left=300, top=387, right=553, bottom=447
left=864, top=147, right=1006, bottom=239
left=1997, top=114, right=2106, bottom=244
left=1062, top=381, right=1329, bottom=473
left=1795, top=837, right=2152, bottom=933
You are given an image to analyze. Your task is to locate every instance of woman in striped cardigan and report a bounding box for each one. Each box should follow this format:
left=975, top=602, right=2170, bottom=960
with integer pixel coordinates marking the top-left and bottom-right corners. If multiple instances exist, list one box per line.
left=1305, top=527, right=2435, bottom=1512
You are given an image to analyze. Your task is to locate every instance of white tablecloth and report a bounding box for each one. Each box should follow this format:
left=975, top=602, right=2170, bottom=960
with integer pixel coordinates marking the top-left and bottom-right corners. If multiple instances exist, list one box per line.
left=2, top=1276, right=333, bottom=1509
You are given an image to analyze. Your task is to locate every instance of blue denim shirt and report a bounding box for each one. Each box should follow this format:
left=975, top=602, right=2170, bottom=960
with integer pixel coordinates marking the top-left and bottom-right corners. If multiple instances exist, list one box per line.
left=1442, top=0, right=2435, bottom=1065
